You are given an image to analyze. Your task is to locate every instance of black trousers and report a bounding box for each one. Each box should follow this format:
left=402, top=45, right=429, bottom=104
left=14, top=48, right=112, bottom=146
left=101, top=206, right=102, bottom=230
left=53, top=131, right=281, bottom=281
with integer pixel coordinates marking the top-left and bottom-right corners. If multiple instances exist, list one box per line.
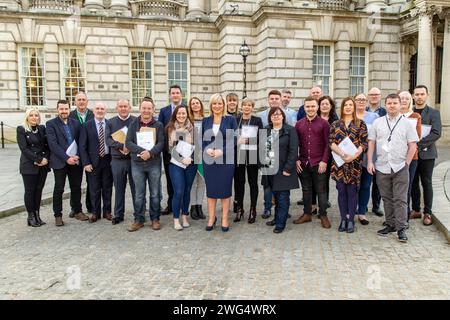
left=84, top=172, right=92, bottom=213
left=234, top=164, right=259, bottom=208
left=21, top=168, right=48, bottom=213
left=371, top=174, right=382, bottom=210
left=312, top=160, right=332, bottom=205
left=411, top=158, right=435, bottom=214
left=53, top=164, right=83, bottom=217
left=87, top=156, right=113, bottom=217
left=299, top=164, right=328, bottom=216
left=162, top=151, right=174, bottom=209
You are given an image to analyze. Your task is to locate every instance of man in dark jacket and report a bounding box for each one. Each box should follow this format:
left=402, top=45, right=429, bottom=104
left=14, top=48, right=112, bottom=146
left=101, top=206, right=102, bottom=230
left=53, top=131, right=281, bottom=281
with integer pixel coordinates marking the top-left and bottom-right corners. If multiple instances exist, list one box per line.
left=126, top=97, right=165, bottom=232
left=411, top=85, right=442, bottom=226
left=79, top=102, right=113, bottom=223
left=46, top=99, right=89, bottom=226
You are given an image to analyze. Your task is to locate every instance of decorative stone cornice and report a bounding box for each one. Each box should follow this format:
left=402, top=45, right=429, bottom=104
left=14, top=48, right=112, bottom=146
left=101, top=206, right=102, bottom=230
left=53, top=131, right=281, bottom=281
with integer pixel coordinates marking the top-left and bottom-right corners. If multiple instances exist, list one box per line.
left=410, top=4, right=442, bottom=18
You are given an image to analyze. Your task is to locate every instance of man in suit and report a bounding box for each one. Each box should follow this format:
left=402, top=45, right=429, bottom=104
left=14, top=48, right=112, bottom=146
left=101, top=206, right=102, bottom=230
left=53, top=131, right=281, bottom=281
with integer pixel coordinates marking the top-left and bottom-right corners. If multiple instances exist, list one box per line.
left=79, top=102, right=113, bottom=223
left=158, top=84, right=185, bottom=215
left=46, top=99, right=89, bottom=226
left=69, top=91, right=94, bottom=216
left=411, top=85, right=442, bottom=226
left=106, top=99, right=137, bottom=225
left=296, top=86, right=323, bottom=121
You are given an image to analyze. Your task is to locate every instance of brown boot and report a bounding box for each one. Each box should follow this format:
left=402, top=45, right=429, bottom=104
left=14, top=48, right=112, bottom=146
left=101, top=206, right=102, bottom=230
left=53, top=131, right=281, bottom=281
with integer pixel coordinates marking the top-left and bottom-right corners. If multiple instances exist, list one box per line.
left=152, top=220, right=161, bottom=230
left=248, top=206, right=257, bottom=224
left=293, top=214, right=312, bottom=224
left=410, top=210, right=422, bottom=219
left=74, top=212, right=89, bottom=221
left=128, top=221, right=144, bottom=232
left=320, top=215, right=331, bottom=229
left=55, top=216, right=64, bottom=227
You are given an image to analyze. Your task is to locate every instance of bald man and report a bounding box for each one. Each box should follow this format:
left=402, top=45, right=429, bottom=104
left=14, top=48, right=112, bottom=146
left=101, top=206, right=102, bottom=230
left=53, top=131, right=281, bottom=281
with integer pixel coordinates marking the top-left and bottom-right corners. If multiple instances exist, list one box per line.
left=297, top=86, right=323, bottom=121
left=79, top=102, right=113, bottom=223
left=106, top=99, right=137, bottom=225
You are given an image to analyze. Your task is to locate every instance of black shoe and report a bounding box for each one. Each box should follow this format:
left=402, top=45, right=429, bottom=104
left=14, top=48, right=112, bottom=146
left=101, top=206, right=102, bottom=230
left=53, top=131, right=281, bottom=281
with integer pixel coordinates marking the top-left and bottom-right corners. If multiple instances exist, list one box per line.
left=69, top=210, right=75, bottom=218
left=382, top=221, right=387, bottom=226
left=190, top=205, right=199, bottom=220
left=273, top=228, right=283, bottom=234
left=27, top=211, right=40, bottom=227
left=397, top=229, right=408, bottom=242
left=112, top=217, right=124, bottom=225
left=287, top=213, right=291, bottom=219
left=372, top=208, right=384, bottom=217
left=161, top=207, right=172, bottom=215
left=221, top=226, right=229, bottom=232
left=297, top=199, right=304, bottom=205
left=266, top=219, right=276, bottom=226
left=377, top=225, right=396, bottom=236
left=358, top=217, right=370, bottom=225
left=205, top=217, right=217, bottom=231
left=347, top=220, right=355, bottom=233
left=35, top=210, right=46, bottom=226
left=338, top=219, right=347, bottom=232
left=261, top=209, right=271, bottom=219
left=326, top=201, right=331, bottom=209
left=197, top=205, right=206, bottom=219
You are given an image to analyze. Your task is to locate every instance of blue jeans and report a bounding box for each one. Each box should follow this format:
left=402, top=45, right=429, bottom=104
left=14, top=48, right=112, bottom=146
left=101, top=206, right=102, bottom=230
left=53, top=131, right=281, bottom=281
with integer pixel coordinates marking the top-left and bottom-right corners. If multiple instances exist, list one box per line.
left=169, top=163, right=197, bottom=219
left=357, top=167, right=373, bottom=215
left=407, top=160, right=418, bottom=218
left=131, top=162, right=161, bottom=223
left=111, top=159, right=137, bottom=217
left=263, top=186, right=273, bottom=211
left=273, top=190, right=290, bottom=230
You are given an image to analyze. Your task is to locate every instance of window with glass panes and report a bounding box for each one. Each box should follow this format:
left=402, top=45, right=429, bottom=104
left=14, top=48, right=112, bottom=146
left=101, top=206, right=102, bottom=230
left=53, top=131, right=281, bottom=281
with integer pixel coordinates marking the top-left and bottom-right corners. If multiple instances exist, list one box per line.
left=349, top=47, right=367, bottom=96
left=168, top=52, right=188, bottom=102
left=130, top=51, right=152, bottom=108
left=20, top=47, right=45, bottom=106
left=61, top=48, right=86, bottom=106
left=313, top=45, right=332, bottom=95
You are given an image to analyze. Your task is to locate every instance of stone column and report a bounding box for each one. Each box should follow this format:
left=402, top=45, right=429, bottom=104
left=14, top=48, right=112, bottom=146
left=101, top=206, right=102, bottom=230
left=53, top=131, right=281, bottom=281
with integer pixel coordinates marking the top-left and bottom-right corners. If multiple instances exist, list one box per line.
left=365, top=0, right=387, bottom=10
left=187, top=0, right=206, bottom=18
left=415, top=7, right=433, bottom=95
left=110, top=0, right=128, bottom=10
left=441, top=10, right=450, bottom=126
left=84, top=0, right=105, bottom=9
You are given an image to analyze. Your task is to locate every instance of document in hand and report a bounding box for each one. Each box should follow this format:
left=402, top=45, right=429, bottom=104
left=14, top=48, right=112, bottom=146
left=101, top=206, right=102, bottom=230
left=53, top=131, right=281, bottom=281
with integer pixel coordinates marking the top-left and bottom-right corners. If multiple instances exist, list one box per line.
left=421, top=124, right=432, bottom=140
left=137, top=128, right=155, bottom=151
left=111, top=126, right=128, bottom=144
left=332, top=137, right=358, bottom=168
left=66, top=141, right=78, bottom=157
left=240, top=125, right=259, bottom=151
left=170, top=140, right=195, bottom=169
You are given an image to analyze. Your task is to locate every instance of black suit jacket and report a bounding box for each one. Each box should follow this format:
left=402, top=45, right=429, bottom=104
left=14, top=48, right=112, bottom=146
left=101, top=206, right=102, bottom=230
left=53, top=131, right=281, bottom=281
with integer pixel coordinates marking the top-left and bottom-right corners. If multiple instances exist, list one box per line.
left=235, top=115, right=263, bottom=166
left=79, top=119, right=110, bottom=168
left=16, top=125, right=50, bottom=175
left=416, top=105, right=441, bottom=160
left=69, top=109, right=94, bottom=125
left=46, top=117, right=81, bottom=170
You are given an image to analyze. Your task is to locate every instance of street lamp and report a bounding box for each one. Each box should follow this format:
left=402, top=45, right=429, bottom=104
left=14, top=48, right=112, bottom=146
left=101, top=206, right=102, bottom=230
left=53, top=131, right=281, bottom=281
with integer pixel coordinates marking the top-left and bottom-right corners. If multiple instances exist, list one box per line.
left=239, top=40, right=250, bottom=99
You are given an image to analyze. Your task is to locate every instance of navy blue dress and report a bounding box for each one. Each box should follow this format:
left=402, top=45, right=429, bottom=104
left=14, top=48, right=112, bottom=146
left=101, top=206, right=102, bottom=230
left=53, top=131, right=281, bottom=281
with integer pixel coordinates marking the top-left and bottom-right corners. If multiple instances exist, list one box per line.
left=202, top=116, right=237, bottom=199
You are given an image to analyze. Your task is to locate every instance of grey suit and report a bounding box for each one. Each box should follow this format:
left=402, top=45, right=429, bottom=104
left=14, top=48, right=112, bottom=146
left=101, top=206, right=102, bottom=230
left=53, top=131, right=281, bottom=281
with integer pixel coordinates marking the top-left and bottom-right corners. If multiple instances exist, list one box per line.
left=412, top=105, right=442, bottom=215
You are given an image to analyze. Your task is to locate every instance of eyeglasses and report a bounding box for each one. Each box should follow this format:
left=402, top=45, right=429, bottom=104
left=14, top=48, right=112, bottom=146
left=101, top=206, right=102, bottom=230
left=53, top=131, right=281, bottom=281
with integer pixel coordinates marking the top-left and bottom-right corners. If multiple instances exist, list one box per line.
left=355, top=99, right=367, bottom=102
left=271, top=113, right=283, bottom=117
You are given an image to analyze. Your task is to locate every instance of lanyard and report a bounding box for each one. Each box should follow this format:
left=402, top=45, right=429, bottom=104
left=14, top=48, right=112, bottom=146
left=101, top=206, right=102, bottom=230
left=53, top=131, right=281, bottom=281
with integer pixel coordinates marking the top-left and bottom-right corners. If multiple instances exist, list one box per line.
left=385, top=116, right=402, bottom=142
left=77, top=111, right=86, bottom=124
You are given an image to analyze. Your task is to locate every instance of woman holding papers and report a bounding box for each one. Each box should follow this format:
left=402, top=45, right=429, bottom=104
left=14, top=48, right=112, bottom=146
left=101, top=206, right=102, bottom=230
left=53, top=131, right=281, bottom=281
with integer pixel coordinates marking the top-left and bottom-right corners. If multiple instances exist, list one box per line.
left=187, top=97, right=206, bottom=220
left=17, top=107, right=50, bottom=227
left=329, top=97, right=368, bottom=233
left=233, top=98, right=263, bottom=224
left=202, top=93, right=238, bottom=232
left=399, top=91, right=421, bottom=221
left=355, top=93, right=379, bottom=225
left=166, top=106, right=197, bottom=230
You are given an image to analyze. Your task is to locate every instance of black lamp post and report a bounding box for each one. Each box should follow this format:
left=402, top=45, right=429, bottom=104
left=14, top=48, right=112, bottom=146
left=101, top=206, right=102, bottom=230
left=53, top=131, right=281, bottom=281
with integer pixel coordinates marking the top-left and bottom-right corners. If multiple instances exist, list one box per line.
left=239, top=40, right=250, bottom=99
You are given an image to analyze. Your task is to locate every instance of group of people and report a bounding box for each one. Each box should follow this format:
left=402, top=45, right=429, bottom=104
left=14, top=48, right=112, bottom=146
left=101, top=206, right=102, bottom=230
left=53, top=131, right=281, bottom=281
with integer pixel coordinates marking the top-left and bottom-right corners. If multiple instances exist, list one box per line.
left=17, top=84, right=442, bottom=242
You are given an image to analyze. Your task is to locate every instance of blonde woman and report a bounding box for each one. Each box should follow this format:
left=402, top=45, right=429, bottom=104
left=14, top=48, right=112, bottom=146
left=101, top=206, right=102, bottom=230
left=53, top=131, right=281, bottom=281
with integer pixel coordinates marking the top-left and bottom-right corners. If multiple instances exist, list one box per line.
left=188, top=97, right=206, bottom=220
left=16, top=107, right=50, bottom=227
left=202, top=93, right=238, bottom=232
left=399, top=91, right=422, bottom=222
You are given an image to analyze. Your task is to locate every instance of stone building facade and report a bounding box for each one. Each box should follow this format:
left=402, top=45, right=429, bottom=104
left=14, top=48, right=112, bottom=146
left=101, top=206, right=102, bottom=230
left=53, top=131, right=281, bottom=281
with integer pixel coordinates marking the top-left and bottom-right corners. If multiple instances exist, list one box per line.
left=0, top=0, right=448, bottom=138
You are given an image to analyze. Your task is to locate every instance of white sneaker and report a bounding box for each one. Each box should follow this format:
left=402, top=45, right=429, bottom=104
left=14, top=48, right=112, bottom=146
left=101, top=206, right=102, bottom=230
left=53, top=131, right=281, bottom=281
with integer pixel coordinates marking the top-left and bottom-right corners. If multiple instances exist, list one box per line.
left=174, top=219, right=183, bottom=231
left=182, top=216, right=190, bottom=228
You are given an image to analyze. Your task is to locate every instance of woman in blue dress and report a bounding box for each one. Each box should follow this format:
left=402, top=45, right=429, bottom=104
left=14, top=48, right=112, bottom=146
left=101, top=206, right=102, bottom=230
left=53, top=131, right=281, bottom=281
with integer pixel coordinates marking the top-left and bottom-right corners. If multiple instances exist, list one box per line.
left=202, top=93, right=238, bottom=232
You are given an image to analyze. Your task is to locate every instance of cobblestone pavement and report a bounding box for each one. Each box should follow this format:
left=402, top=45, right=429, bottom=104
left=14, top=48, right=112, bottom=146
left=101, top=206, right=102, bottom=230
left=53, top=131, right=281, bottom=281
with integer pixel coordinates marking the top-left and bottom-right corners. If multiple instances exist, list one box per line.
left=1, top=183, right=449, bottom=300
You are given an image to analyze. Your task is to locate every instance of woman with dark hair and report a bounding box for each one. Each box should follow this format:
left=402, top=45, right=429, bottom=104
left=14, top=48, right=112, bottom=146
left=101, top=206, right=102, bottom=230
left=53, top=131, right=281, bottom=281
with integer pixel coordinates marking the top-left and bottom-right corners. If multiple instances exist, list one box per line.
left=329, top=97, right=368, bottom=233
left=262, top=107, right=299, bottom=233
left=187, top=97, right=206, bottom=220
left=233, top=98, right=263, bottom=223
left=309, top=95, right=339, bottom=213
left=166, top=106, right=197, bottom=230
left=17, top=107, right=50, bottom=227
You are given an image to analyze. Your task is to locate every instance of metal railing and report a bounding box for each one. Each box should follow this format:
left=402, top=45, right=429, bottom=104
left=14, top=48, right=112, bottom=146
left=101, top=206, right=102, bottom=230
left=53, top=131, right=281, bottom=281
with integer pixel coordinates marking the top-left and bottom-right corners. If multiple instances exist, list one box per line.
left=130, top=0, right=187, bottom=18
left=0, top=122, right=17, bottom=148
left=28, top=0, right=75, bottom=11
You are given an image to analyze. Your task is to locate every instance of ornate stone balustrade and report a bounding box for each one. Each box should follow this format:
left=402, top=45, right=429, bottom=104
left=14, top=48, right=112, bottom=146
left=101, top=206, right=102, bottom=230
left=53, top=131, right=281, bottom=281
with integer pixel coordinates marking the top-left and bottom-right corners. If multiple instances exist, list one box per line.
left=130, top=0, right=186, bottom=19
left=26, top=0, right=77, bottom=12
left=315, top=0, right=355, bottom=11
